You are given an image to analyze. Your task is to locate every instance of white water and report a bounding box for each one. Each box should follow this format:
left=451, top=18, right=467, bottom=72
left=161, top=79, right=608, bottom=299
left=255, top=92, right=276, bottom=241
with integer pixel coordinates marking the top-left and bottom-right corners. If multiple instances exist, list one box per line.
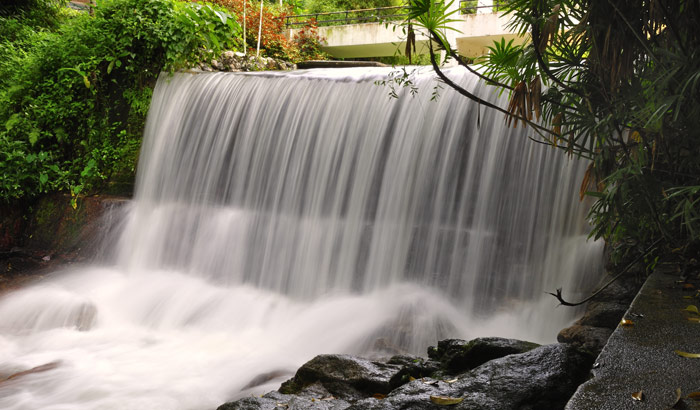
left=0, top=67, right=602, bottom=410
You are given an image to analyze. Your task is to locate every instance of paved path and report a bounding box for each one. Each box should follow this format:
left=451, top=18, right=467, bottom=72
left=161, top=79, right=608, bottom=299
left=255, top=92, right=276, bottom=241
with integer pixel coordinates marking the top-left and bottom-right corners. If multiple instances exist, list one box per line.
left=567, top=270, right=700, bottom=409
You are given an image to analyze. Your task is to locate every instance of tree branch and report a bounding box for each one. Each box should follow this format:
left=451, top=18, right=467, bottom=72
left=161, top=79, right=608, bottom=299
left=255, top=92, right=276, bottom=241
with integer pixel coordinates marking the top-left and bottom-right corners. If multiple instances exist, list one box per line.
left=547, top=238, right=663, bottom=307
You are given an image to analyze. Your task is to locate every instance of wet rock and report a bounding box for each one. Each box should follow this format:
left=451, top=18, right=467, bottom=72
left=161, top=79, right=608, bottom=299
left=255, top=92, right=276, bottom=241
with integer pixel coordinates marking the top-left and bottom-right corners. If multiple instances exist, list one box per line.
left=279, top=354, right=402, bottom=400
left=557, top=324, right=614, bottom=356
left=557, top=300, right=629, bottom=355
left=427, top=337, right=540, bottom=373
left=218, top=385, right=351, bottom=410
left=577, top=302, right=629, bottom=328
left=347, top=343, right=593, bottom=410
left=386, top=355, right=441, bottom=389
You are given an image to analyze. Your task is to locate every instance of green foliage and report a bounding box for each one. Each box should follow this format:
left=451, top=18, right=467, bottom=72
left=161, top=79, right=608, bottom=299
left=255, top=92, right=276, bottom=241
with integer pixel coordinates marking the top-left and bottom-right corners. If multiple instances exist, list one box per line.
left=0, top=0, right=242, bottom=202
left=402, top=0, right=700, bottom=273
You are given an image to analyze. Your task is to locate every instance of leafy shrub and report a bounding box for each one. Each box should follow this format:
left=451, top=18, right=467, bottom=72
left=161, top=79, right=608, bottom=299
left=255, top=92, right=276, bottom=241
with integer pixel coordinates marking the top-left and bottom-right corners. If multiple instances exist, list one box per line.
left=291, top=19, right=327, bottom=61
left=205, top=0, right=327, bottom=62
left=0, top=0, right=242, bottom=203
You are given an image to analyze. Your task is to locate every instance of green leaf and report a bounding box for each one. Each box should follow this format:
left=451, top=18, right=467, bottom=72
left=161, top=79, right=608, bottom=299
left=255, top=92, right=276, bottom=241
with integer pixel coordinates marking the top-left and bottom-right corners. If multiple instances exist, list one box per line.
left=39, top=173, right=48, bottom=185
left=28, top=129, right=40, bottom=145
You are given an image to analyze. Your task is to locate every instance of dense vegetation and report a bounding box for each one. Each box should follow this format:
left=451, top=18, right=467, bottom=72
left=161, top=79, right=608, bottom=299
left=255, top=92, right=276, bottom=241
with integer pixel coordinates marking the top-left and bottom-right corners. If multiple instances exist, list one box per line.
left=203, top=0, right=327, bottom=61
left=0, top=0, right=241, bottom=204
left=403, top=0, right=700, bottom=276
left=0, top=0, right=325, bottom=206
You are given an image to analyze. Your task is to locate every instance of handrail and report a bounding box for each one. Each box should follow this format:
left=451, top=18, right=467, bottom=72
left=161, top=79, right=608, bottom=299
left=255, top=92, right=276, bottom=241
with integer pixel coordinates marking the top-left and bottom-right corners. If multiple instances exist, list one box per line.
left=282, top=2, right=507, bottom=29
left=283, top=6, right=408, bottom=28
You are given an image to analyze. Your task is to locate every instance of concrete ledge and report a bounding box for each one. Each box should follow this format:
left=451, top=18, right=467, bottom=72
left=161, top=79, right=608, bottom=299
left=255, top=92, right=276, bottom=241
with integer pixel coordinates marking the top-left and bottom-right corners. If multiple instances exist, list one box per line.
left=566, top=270, right=700, bottom=409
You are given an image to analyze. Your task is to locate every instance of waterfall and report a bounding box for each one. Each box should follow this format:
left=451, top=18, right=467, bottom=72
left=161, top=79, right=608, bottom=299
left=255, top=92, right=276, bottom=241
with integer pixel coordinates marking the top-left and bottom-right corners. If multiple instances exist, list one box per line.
left=0, top=67, right=602, bottom=410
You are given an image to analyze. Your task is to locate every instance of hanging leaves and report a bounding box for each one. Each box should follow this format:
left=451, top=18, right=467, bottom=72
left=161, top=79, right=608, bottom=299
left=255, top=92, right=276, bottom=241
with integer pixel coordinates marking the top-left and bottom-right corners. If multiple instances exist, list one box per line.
left=537, top=4, right=560, bottom=53
left=580, top=162, right=594, bottom=201
left=507, top=81, right=528, bottom=128
left=405, top=22, right=416, bottom=64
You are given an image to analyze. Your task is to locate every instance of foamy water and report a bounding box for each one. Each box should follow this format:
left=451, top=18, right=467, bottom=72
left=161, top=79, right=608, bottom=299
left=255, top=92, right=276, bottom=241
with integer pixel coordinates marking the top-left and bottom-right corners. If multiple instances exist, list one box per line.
left=0, top=67, right=602, bottom=409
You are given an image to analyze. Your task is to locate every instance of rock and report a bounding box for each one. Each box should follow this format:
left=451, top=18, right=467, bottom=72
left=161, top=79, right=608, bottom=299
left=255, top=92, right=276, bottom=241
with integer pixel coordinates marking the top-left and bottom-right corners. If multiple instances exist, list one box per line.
left=557, top=324, right=613, bottom=355
left=556, top=300, right=629, bottom=356
left=346, top=343, right=593, bottom=410
left=386, top=355, right=441, bottom=389
left=242, top=369, right=289, bottom=390
left=576, top=301, right=628, bottom=328
left=279, top=354, right=402, bottom=400
left=217, top=385, right=351, bottom=410
left=427, top=337, right=540, bottom=373
left=222, top=50, right=235, bottom=61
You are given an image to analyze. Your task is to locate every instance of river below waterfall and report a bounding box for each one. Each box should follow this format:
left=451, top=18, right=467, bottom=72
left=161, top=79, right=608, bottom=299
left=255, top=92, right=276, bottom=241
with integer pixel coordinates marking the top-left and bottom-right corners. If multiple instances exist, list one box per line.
left=0, top=67, right=602, bottom=410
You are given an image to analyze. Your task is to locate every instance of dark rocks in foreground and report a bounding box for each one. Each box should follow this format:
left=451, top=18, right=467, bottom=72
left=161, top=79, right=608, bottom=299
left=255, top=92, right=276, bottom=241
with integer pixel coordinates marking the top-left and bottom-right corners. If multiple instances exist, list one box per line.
left=216, top=338, right=593, bottom=410
left=557, top=273, right=643, bottom=356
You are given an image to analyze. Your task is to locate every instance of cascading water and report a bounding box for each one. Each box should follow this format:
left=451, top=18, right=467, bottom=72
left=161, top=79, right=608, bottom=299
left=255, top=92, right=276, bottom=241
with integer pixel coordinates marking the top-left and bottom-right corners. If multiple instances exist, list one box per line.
left=0, top=67, right=602, bottom=410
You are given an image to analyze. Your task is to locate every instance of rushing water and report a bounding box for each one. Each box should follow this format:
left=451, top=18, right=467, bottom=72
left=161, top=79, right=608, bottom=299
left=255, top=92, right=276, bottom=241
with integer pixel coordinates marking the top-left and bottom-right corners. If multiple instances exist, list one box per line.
left=0, top=67, right=602, bottom=410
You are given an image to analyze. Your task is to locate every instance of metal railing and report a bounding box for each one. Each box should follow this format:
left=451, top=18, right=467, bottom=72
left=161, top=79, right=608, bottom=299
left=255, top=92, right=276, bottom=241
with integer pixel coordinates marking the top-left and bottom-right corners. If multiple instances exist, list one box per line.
left=459, top=0, right=509, bottom=15
left=282, top=5, right=409, bottom=28
left=283, top=2, right=509, bottom=29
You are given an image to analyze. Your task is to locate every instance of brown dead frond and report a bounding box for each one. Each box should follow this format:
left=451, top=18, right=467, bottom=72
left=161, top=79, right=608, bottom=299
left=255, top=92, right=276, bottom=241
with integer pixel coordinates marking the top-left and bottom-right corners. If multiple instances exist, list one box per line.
left=507, top=81, right=528, bottom=128
left=580, top=162, right=594, bottom=201
left=529, top=76, right=542, bottom=121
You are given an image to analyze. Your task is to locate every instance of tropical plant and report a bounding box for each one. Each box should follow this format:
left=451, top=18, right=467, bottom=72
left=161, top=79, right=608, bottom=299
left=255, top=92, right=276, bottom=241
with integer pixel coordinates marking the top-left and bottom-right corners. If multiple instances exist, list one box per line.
left=399, top=0, right=700, bottom=278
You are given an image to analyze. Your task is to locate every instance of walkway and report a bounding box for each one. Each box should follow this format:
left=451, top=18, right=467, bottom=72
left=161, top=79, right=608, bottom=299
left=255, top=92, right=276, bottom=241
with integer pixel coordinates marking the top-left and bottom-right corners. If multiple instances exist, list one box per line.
left=566, top=269, right=700, bottom=409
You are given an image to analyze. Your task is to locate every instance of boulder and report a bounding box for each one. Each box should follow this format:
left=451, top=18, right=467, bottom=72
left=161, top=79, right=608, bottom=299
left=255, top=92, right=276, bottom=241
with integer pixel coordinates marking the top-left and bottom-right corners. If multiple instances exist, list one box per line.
left=347, top=343, right=593, bottom=410
left=218, top=384, right=351, bottom=410
left=386, top=355, right=441, bottom=389
left=279, top=354, right=402, bottom=400
left=557, top=324, right=613, bottom=355
left=576, top=302, right=628, bottom=328
left=427, top=337, right=540, bottom=373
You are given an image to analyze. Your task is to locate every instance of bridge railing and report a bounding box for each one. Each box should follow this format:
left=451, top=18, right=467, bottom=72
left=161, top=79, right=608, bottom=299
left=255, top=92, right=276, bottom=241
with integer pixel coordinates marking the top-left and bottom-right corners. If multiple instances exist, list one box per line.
left=283, top=2, right=508, bottom=29
left=458, top=0, right=509, bottom=15
left=282, top=6, right=408, bottom=28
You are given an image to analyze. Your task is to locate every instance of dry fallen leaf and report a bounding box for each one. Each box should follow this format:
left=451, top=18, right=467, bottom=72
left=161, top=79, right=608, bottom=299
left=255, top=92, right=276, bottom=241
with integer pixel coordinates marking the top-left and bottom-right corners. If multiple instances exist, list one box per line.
left=683, top=283, right=695, bottom=290
left=688, top=317, right=700, bottom=323
left=674, top=350, right=700, bottom=358
left=445, top=378, right=458, bottom=384
left=430, top=396, right=464, bottom=405
left=631, top=390, right=644, bottom=401
left=685, top=305, right=700, bottom=314
left=620, top=318, right=635, bottom=327
left=670, top=388, right=681, bottom=408
left=422, top=379, right=439, bottom=386
left=687, top=391, right=700, bottom=400
left=372, top=393, right=386, bottom=400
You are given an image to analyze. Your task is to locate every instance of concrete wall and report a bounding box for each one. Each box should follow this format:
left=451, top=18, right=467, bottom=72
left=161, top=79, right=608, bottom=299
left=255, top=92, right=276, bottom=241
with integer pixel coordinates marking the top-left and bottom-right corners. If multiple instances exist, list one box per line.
left=287, top=10, right=526, bottom=60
